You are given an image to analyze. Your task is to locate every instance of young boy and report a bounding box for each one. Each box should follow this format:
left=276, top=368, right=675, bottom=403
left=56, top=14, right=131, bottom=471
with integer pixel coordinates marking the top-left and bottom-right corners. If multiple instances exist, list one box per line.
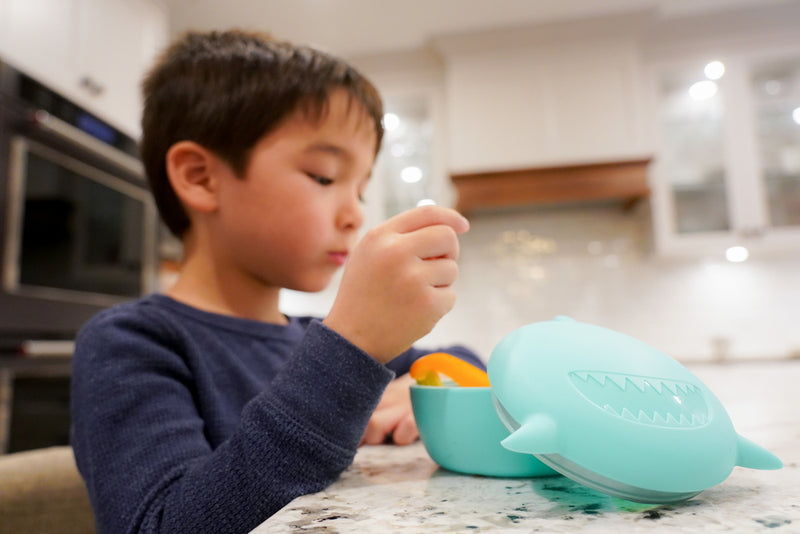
left=70, top=30, right=482, bottom=534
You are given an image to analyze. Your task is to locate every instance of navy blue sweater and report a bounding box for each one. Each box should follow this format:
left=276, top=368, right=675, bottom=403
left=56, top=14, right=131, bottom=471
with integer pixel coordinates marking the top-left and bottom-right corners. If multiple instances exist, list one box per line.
left=70, top=294, right=482, bottom=534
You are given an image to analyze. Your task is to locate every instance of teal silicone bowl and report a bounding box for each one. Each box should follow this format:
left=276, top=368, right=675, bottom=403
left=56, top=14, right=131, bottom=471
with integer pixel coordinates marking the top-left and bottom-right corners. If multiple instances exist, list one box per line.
left=410, top=384, right=556, bottom=477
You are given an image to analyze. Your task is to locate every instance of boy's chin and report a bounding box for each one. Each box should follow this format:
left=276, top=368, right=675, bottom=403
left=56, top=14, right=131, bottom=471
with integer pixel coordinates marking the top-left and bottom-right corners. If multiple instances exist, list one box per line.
left=287, top=278, right=333, bottom=294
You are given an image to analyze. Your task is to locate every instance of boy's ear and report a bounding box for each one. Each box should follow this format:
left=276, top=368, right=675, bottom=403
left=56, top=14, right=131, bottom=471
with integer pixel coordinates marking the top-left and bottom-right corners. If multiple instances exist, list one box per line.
left=165, top=141, right=220, bottom=214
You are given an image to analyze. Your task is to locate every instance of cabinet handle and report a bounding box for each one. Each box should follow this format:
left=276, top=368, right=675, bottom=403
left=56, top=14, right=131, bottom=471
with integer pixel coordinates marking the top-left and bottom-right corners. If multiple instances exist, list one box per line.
left=79, top=76, right=105, bottom=96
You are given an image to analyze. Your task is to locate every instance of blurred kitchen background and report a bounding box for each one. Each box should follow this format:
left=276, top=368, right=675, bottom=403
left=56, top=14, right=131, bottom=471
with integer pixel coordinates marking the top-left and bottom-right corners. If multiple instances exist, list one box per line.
left=2, top=0, right=800, bottom=452
left=239, top=0, right=800, bottom=363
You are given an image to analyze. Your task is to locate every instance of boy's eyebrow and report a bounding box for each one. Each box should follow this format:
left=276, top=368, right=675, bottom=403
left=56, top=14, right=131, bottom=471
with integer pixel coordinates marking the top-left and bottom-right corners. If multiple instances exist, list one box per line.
left=306, top=142, right=347, bottom=158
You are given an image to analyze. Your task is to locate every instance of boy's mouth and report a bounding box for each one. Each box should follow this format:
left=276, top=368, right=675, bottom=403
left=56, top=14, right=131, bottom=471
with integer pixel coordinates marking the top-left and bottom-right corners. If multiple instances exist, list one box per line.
left=329, top=251, right=348, bottom=265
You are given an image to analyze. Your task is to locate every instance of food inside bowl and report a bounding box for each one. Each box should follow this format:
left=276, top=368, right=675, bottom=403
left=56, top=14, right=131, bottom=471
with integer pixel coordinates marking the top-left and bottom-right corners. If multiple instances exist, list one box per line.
left=409, top=352, right=490, bottom=387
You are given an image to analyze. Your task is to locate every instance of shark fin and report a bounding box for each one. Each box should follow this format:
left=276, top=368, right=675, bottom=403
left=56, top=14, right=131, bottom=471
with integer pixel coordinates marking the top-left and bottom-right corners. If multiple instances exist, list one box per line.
left=500, top=414, right=558, bottom=454
left=736, top=434, right=782, bottom=470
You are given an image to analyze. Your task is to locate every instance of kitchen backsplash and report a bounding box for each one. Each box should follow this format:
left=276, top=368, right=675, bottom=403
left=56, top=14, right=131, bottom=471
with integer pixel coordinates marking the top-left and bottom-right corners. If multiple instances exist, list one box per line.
left=280, top=202, right=800, bottom=363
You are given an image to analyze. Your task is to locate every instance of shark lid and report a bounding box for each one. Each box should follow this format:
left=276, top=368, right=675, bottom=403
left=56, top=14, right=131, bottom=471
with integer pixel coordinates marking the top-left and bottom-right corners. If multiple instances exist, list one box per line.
left=488, top=316, right=782, bottom=503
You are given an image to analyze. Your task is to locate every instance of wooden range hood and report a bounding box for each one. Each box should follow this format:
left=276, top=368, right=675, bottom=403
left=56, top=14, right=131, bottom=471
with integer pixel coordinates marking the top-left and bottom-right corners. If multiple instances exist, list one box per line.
left=450, top=158, right=651, bottom=216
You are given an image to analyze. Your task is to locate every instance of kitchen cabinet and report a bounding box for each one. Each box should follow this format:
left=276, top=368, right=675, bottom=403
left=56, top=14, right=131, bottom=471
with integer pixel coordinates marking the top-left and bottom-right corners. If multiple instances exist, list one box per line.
left=0, top=0, right=168, bottom=136
left=649, top=49, right=800, bottom=258
left=74, top=0, right=168, bottom=136
left=353, top=50, right=452, bottom=222
left=432, top=15, right=652, bottom=175
left=374, top=92, right=440, bottom=218
left=0, top=0, right=79, bottom=99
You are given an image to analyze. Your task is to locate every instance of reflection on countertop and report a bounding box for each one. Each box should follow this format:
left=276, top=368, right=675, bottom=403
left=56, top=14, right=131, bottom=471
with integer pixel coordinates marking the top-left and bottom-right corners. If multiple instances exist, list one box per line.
left=254, top=360, right=799, bottom=533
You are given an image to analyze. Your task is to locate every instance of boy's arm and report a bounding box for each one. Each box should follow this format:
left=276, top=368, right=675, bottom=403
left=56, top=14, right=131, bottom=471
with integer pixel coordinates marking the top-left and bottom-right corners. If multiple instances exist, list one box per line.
left=71, top=315, right=392, bottom=534
left=323, top=205, right=474, bottom=447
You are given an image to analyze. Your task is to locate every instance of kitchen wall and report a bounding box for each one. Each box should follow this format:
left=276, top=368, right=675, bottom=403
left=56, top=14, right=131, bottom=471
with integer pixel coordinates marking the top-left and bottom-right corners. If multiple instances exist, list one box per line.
left=420, top=203, right=800, bottom=363
left=282, top=3, right=800, bottom=363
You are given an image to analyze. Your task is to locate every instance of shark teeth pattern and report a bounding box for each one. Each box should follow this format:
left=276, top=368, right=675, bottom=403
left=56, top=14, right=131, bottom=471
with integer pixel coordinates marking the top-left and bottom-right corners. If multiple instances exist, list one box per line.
left=569, top=371, right=710, bottom=428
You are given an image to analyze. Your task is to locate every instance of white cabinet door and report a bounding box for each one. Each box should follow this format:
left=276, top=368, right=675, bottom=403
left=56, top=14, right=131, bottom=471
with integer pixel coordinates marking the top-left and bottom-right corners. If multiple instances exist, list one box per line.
left=750, top=57, right=800, bottom=233
left=441, top=34, right=650, bottom=174
left=75, top=0, right=168, bottom=136
left=0, top=0, right=81, bottom=92
left=650, top=51, right=800, bottom=259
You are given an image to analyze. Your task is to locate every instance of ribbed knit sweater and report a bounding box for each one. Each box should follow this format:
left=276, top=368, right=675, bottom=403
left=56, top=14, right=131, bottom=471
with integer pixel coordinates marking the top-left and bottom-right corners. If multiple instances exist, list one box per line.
left=70, top=294, right=481, bottom=534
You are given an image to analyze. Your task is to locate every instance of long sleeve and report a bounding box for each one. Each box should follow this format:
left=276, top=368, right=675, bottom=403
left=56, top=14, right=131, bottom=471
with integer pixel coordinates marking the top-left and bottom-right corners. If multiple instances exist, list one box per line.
left=71, top=306, right=394, bottom=534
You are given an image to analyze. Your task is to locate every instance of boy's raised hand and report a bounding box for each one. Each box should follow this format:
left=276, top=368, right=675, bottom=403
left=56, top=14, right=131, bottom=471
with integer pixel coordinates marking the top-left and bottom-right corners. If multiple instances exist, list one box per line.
left=324, top=206, right=470, bottom=364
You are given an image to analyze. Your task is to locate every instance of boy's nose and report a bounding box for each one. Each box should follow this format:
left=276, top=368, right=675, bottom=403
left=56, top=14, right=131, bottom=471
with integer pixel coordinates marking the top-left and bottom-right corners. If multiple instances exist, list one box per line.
left=337, top=194, right=364, bottom=231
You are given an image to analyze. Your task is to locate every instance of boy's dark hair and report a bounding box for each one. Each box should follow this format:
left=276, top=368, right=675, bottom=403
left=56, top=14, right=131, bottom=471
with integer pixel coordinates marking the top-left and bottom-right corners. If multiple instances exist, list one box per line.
left=140, top=29, right=385, bottom=237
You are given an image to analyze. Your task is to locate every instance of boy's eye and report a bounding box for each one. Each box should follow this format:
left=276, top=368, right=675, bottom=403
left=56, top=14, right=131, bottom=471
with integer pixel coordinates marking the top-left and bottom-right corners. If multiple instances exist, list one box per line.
left=308, top=173, right=333, bottom=186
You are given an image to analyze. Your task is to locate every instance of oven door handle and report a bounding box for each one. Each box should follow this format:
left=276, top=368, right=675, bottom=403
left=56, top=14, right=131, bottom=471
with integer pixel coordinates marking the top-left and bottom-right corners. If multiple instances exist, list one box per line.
left=29, top=109, right=144, bottom=178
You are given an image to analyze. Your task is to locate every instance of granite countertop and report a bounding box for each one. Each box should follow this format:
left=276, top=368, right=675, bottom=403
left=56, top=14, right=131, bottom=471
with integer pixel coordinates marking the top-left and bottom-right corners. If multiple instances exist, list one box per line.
left=254, top=361, right=799, bottom=533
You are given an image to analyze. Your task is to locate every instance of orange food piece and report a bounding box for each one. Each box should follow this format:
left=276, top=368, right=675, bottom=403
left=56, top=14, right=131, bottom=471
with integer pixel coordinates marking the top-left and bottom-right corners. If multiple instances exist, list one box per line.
left=409, top=352, right=490, bottom=387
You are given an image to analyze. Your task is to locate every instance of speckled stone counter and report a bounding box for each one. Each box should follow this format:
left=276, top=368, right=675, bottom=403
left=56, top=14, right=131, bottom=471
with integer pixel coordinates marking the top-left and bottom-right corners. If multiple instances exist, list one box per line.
left=253, top=361, right=799, bottom=533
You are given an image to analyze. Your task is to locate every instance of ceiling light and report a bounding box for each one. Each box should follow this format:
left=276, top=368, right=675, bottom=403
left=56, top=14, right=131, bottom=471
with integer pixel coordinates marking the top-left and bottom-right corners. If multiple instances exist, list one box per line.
left=689, top=80, right=718, bottom=100
left=704, top=61, right=725, bottom=80
left=383, top=113, right=400, bottom=131
left=401, top=166, right=423, bottom=184
left=725, top=246, right=749, bottom=263
left=417, top=198, right=436, bottom=207
left=793, top=107, right=800, bottom=125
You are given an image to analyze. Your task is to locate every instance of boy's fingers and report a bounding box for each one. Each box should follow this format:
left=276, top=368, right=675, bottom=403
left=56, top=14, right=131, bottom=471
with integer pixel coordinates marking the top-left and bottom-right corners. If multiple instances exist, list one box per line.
left=415, top=257, right=459, bottom=288
left=406, top=224, right=461, bottom=261
left=362, top=405, right=405, bottom=445
left=392, top=414, right=419, bottom=445
left=385, top=205, right=469, bottom=235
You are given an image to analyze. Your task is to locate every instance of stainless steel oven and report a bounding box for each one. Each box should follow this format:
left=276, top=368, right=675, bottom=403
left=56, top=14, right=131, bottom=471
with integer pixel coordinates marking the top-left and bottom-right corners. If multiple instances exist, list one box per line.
left=0, top=60, right=157, bottom=347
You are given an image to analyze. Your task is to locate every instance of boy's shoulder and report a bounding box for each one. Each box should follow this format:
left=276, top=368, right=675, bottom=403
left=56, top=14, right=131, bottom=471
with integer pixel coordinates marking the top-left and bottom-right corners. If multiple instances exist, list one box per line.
left=81, top=293, right=169, bottom=328
left=76, top=294, right=176, bottom=345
